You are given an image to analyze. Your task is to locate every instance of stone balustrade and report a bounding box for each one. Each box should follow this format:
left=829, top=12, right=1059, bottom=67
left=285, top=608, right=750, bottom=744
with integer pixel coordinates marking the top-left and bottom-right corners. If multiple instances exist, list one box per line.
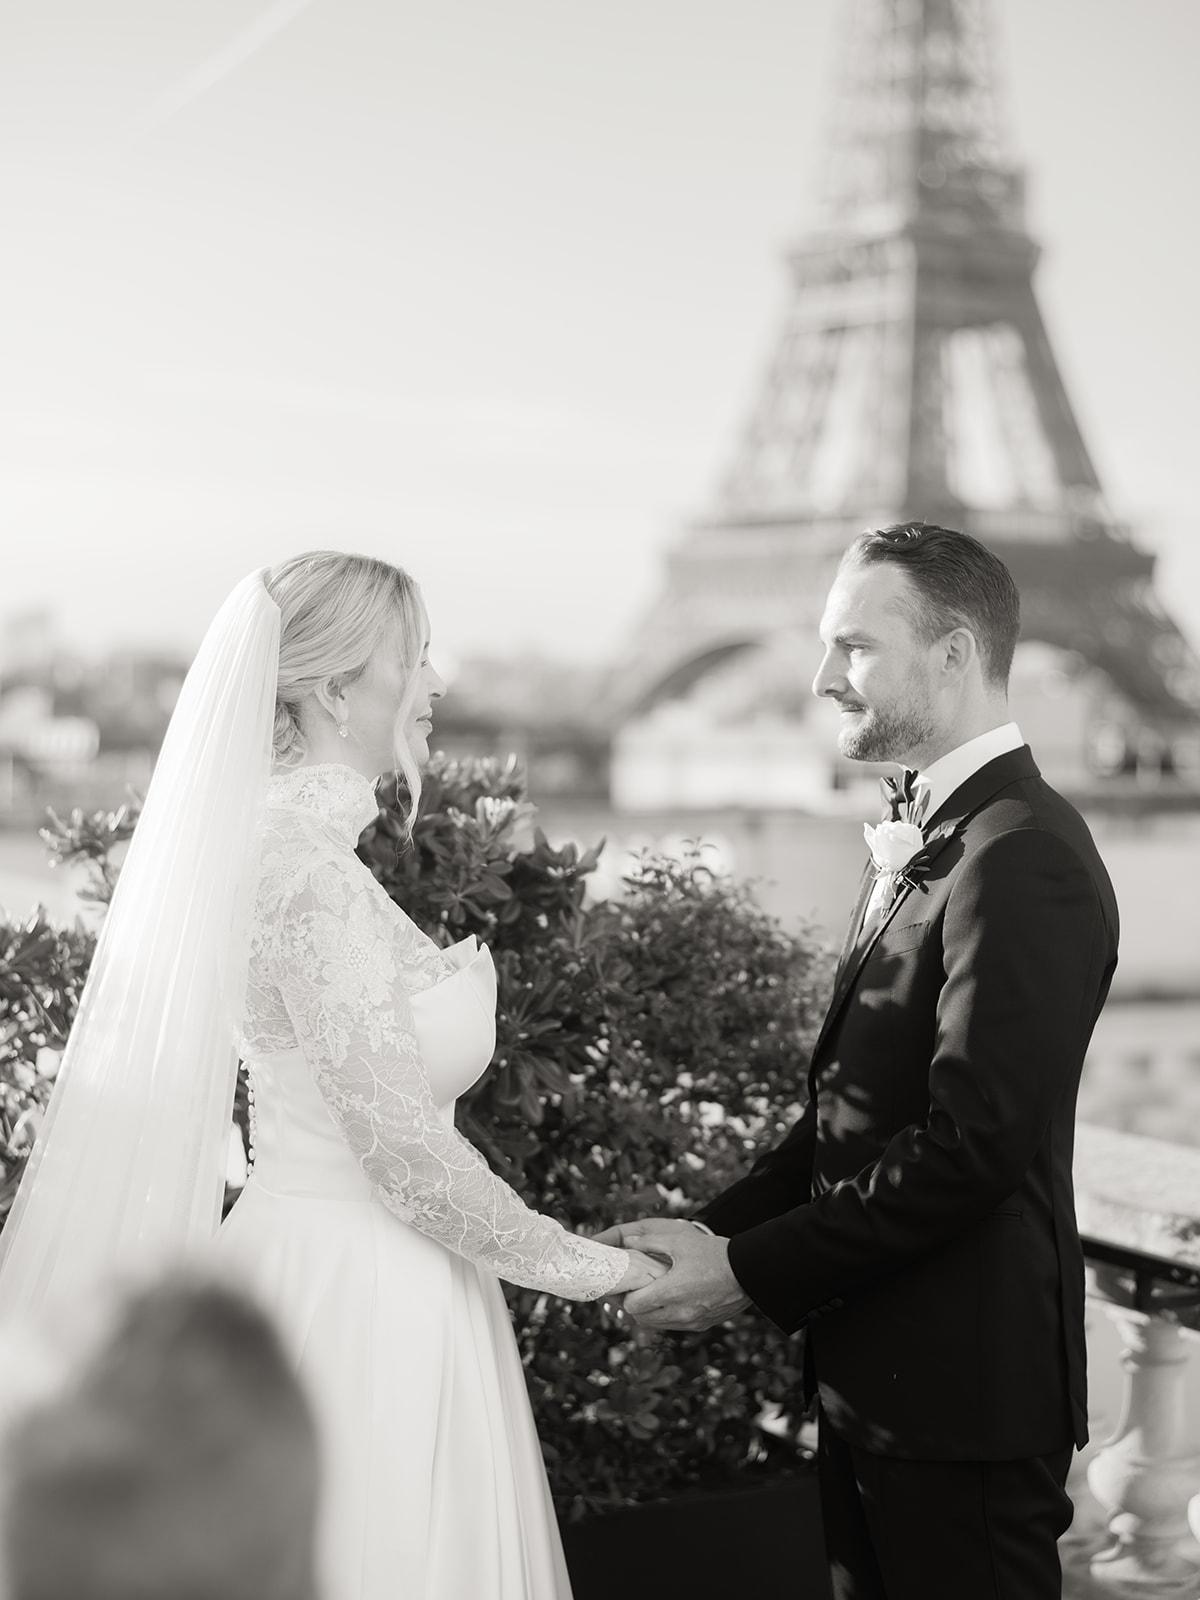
left=1067, top=1123, right=1200, bottom=1598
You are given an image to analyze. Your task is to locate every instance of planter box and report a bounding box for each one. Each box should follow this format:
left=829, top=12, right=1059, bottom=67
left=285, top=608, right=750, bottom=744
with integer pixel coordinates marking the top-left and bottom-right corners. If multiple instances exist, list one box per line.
left=561, top=1474, right=831, bottom=1600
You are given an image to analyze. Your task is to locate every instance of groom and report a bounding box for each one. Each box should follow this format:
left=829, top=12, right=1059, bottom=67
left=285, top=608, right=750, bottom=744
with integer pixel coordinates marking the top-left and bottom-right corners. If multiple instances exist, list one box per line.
left=601, top=524, right=1119, bottom=1600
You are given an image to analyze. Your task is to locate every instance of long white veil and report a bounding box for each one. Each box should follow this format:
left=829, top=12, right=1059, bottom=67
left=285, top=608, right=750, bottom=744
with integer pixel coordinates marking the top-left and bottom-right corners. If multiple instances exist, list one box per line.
left=0, top=572, right=280, bottom=1323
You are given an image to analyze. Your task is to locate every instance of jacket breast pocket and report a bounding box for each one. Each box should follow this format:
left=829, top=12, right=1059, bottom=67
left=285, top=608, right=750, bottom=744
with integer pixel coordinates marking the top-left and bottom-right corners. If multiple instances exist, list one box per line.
left=878, top=920, right=930, bottom=955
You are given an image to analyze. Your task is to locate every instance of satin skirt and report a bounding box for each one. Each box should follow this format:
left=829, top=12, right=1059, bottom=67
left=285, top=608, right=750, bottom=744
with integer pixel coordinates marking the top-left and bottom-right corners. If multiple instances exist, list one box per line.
left=216, top=1178, right=572, bottom=1600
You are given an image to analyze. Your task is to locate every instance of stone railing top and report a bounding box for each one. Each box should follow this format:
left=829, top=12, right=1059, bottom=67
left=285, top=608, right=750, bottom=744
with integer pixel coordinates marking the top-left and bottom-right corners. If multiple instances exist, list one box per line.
left=1075, top=1122, right=1200, bottom=1273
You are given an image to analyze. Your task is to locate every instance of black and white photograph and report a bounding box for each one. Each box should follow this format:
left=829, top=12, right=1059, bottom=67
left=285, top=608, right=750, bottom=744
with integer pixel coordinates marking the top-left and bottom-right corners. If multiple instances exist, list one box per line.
left=1, top=3, right=1199, bottom=1597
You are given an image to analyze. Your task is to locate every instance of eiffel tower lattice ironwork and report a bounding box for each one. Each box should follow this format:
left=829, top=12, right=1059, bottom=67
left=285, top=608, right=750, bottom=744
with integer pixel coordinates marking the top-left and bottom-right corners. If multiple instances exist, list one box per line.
left=620, top=0, right=1200, bottom=749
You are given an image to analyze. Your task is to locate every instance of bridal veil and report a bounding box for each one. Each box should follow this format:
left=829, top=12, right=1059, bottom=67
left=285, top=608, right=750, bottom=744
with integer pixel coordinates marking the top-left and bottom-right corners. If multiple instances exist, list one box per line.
left=0, top=572, right=279, bottom=1323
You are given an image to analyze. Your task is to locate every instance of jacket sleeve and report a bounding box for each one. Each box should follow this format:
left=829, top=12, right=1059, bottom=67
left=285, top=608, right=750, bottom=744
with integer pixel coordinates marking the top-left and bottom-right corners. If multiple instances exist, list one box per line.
left=696, top=1095, right=818, bottom=1237
left=727, top=826, right=1112, bottom=1331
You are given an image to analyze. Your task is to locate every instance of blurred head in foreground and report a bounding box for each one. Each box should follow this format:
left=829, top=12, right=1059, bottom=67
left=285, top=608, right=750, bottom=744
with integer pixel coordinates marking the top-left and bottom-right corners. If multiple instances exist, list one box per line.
left=0, top=1277, right=319, bottom=1600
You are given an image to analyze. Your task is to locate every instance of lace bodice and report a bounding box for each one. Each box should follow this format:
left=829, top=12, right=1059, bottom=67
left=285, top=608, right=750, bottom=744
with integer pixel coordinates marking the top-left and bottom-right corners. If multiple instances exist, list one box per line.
left=241, top=763, right=627, bottom=1301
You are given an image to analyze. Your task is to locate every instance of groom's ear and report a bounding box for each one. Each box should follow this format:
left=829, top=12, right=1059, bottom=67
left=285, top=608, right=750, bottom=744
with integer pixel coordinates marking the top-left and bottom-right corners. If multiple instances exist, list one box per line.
left=939, top=627, right=978, bottom=684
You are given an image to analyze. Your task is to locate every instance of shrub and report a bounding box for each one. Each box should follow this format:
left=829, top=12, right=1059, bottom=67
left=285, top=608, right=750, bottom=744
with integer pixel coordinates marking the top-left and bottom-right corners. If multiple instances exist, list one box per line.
left=0, top=803, right=138, bottom=1219
left=364, top=757, right=835, bottom=1517
left=0, top=909, right=93, bottom=1222
left=1, top=757, right=835, bottom=1518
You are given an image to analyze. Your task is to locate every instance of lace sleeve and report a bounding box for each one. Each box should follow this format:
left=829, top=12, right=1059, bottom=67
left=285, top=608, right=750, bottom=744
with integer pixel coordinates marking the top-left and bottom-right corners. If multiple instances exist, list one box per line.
left=262, top=854, right=628, bottom=1301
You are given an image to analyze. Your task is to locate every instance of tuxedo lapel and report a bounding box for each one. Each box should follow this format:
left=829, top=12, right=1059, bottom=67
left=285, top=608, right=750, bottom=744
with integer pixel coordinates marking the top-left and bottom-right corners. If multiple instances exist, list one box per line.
left=835, top=863, right=876, bottom=981
left=810, top=746, right=1040, bottom=1069
left=816, top=874, right=924, bottom=1057
left=920, top=742, right=1039, bottom=835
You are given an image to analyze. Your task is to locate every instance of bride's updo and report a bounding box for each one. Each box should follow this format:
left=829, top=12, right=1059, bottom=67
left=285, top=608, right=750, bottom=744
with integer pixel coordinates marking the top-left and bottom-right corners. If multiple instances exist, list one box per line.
left=264, top=551, right=426, bottom=812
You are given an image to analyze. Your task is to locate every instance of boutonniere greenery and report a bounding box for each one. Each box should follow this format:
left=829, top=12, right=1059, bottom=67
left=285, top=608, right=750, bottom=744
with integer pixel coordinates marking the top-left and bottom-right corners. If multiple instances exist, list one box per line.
left=864, top=773, right=961, bottom=903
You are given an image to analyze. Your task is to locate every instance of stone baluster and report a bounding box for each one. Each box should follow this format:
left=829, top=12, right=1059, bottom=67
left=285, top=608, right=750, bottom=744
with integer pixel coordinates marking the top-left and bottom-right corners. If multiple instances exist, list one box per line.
left=1059, top=1307, right=1122, bottom=1582
left=1085, top=1305, right=1200, bottom=1594
left=1072, top=1124, right=1200, bottom=1597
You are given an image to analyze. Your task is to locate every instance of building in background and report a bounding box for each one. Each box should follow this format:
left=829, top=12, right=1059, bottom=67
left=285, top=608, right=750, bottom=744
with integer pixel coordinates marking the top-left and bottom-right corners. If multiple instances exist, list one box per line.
left=610, top=0, right=1200, bottom=813
left=0, top=610, right=184, bottom=823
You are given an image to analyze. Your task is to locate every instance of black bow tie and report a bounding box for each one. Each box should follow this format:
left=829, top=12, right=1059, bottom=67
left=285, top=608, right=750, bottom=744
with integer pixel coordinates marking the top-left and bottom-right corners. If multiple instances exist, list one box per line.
left=879, top=769, right=921, bottom=823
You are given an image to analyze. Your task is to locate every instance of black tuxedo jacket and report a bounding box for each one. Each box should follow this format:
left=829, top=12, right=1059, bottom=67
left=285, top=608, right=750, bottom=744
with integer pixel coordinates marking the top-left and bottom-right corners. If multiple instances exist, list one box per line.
left=699, top=747, right=1118, bottom=1461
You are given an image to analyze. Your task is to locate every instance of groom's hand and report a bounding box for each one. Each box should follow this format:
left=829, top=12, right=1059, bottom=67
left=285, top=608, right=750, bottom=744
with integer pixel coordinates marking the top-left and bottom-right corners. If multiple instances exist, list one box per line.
left=595, top=1218, right=751, bottom=1331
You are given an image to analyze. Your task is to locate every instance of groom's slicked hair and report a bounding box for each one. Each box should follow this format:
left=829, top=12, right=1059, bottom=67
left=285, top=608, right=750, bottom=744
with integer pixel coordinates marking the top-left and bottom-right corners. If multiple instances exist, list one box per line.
left=845, top=522, right=1022, bottom=688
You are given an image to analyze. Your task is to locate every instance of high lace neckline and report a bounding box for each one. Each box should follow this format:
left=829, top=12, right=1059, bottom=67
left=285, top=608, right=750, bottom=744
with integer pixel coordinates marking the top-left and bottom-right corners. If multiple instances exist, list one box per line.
left=266, top=763, right=380, bottom=845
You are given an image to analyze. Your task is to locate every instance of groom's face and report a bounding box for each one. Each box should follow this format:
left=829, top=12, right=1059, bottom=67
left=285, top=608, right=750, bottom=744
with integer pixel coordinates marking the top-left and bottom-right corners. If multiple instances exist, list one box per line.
left=813, top=560, right=941, bottom=764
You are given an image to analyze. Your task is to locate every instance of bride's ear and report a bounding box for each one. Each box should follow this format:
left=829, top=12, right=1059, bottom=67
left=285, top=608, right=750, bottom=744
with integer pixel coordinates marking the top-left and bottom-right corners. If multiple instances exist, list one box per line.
left=313, top=677, right=347, bottom=724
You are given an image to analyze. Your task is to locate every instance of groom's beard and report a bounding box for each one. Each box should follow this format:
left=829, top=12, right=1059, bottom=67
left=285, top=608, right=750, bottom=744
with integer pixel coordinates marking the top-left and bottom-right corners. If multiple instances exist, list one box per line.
left=836, top=682, right=937, bottom=764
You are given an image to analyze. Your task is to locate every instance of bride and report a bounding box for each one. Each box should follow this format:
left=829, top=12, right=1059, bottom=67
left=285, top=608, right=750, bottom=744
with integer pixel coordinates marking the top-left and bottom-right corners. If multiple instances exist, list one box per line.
left=0, top=551, right=663, bottom=1600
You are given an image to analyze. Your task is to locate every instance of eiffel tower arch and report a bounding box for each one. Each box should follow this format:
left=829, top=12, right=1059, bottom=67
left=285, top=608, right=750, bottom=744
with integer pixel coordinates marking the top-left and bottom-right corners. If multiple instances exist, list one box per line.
left=612, top=0, right=1200, bottom=808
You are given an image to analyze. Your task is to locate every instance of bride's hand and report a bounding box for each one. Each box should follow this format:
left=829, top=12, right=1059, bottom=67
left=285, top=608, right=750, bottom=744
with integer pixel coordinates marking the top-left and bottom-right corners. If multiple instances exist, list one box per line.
left=613, top=1248, right=670, bottom=1296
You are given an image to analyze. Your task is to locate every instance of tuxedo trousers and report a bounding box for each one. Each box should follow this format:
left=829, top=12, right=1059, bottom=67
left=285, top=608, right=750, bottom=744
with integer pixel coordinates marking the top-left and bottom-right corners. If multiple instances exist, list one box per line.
left=816, top=1406, right=1074, bottom=1600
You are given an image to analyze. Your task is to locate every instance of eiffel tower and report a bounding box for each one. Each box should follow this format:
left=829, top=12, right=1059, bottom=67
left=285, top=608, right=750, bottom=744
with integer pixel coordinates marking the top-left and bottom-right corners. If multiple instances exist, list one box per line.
left=615, top=0, right=1200, bottom=791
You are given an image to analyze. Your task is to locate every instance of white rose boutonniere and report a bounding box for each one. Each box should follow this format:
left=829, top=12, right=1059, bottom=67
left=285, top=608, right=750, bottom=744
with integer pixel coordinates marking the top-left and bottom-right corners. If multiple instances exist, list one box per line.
left=863, top=772, right=966, bottom=908
left=863, top=818, right=925, bottom=880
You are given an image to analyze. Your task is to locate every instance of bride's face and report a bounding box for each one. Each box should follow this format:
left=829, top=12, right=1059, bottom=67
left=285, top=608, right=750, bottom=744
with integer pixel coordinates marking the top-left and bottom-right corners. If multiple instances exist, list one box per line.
left=400, top=614, right=447, bottom=769
left=341, top=608, right=446, bottom=776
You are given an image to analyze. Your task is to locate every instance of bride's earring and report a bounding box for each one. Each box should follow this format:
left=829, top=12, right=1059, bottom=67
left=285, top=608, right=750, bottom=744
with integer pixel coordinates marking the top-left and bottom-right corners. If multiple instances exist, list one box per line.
left=337, top=722, right=349, bottom=740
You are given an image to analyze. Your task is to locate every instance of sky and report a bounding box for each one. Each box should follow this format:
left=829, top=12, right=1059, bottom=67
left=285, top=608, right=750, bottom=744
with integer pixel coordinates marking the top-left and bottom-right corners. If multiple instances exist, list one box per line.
left=2, top=0, right=1199, bottom=673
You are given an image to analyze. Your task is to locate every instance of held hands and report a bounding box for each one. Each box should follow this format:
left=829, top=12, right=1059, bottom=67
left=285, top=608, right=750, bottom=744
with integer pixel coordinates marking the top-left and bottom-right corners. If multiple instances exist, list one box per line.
left=597, top=1218, right=751, bottom=1332
left=612, top=1248, right=670, bottom=1296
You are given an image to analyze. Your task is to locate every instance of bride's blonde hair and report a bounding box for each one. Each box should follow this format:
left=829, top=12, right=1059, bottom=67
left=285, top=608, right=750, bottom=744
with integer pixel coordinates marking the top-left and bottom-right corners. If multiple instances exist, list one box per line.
left=265, top=551, right=426, bottom=827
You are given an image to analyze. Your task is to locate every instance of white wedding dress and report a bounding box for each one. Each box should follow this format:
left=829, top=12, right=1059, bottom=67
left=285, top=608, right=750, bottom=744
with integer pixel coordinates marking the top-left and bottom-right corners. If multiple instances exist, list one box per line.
left=215, top=764, right=626, bottom=1600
